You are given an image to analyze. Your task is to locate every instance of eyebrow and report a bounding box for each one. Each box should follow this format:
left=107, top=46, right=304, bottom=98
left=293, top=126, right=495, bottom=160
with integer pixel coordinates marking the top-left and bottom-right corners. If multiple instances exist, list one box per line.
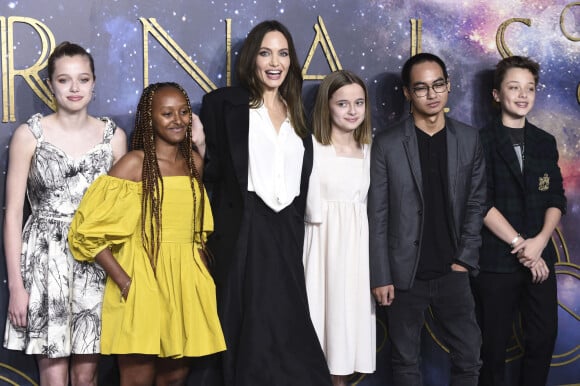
left=158, top=103, right=189, bottom=108
left=259, top=47, right=289, bottom=51
left=505, top=80, right=535, bottom=84
left=412, top=78, right=445, bottom=87
left=55, top=73, right=92, bottom=77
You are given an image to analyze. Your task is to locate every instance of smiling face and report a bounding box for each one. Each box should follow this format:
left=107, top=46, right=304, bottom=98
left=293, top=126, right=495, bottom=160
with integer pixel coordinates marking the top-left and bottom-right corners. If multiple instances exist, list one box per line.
left=254, top=30, right=290, bottom=92
left=403, top=60, right=450, bottom=121
left=48, top=54, right=95, bottom=113
left=151, top=86, right=191, bottom=146
left=329, top=83, right=366, bottom=135
left=493, top=67, right=536, bottom=127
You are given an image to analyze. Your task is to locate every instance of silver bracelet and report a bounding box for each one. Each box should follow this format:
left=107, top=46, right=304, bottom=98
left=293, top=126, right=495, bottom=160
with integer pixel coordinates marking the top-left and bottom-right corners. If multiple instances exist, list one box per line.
left=509, top=233, right=521, bottom=248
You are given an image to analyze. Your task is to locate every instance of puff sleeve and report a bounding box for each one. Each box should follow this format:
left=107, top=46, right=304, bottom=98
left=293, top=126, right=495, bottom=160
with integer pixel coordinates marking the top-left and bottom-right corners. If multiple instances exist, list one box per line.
left=68, top=175, right=141, bottom=262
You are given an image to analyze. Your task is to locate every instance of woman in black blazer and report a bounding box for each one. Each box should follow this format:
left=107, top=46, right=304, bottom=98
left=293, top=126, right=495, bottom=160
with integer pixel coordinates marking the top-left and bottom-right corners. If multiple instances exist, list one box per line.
left=200, top=20, right=331, bottom=386
left=473, top=56, right=566, bottom=386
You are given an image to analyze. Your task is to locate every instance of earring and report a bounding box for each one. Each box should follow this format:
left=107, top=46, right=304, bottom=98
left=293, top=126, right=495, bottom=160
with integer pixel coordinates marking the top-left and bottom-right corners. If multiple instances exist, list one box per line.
left=46, top=78, right=54, bottom=96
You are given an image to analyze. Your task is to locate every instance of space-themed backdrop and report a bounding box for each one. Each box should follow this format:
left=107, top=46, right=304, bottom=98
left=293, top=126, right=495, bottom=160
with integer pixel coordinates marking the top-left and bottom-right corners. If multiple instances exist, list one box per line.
left=0, top=0, right=578, bottom=385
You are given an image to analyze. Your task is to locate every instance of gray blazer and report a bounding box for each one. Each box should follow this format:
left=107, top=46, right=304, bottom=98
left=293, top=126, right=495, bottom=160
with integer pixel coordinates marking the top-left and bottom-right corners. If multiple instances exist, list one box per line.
left=368, top=116, right=486, bottom=290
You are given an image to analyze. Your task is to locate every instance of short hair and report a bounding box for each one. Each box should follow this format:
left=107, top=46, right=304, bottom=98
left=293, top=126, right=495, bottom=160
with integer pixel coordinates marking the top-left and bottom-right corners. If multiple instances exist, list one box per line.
left=236, top=20, right=307, bottom=137
left=312, top=70, right=371, bottom=146
left=401, top=52, right=448, bottom=89
left=493, top=56, right=540, bottom=90
left=47, top=41, right=95, bottom=81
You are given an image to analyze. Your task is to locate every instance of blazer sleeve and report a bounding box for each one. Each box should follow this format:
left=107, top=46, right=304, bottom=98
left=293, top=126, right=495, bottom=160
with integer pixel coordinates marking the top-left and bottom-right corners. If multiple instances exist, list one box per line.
left=368, top=136, right=393, bottom=287
left=200, top=91, right=222, bottom=188
left=455, top=132, right=486, bottom=269
left=479, top=127, right=495, bottom=216
left=304, top=136, right=322, bottom=224
left=544, top=135, right=567, bottom=214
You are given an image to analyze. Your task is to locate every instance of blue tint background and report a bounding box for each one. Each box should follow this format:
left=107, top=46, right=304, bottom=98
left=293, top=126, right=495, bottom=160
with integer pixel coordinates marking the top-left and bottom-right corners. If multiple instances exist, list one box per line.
left=0, top=1, right=578, bottom=385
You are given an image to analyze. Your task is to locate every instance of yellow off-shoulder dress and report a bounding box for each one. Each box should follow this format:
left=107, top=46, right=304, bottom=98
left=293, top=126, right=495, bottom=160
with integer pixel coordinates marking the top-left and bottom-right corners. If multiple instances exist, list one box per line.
left=68, top=175, right=226, bottom=358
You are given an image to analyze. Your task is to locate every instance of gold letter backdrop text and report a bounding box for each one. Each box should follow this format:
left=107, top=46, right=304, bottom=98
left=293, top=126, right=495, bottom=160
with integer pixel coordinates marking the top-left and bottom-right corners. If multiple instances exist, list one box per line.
left=2, top=16, right=55, bottom=122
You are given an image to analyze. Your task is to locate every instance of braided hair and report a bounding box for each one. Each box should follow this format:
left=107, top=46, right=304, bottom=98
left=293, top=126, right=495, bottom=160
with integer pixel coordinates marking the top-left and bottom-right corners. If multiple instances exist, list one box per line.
left=131, top=82, right=206, bottom=272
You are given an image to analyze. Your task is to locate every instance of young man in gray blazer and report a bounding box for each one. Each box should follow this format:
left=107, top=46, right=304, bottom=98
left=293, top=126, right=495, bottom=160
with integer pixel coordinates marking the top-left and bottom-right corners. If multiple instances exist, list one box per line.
left=368, top=53, right=485, bottom=386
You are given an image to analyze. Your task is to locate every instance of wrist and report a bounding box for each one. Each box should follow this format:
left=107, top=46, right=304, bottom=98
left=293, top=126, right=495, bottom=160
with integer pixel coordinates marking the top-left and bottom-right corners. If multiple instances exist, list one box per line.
left=193, top=141, right=206, bottom=155
left=538, top=231, right=552, bottom=246
left=119, top=278, right=132, bottom=301
left=509, top=233, right=521, bottom=248
left=8, top=281, right=26, bottom=292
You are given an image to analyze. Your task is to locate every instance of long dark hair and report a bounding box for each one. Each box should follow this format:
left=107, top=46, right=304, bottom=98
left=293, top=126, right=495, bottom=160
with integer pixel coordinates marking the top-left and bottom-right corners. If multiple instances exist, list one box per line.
left=132, top=82, right=206, bottom=271
left=236, top=20, right=307, bottom=137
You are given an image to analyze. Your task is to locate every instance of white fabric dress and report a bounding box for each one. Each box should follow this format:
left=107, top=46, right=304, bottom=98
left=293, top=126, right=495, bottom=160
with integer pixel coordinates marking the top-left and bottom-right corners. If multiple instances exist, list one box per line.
left=3, top=113, right=114, bottom=357
left=303, top=136, right=376, bottom=375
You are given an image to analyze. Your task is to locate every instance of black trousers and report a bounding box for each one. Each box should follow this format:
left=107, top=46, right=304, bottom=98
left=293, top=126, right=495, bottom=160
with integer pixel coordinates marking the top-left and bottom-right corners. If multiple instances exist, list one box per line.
left=472, top=267, right=558, bottom=386
left=386, top=271, right=482, bottom=386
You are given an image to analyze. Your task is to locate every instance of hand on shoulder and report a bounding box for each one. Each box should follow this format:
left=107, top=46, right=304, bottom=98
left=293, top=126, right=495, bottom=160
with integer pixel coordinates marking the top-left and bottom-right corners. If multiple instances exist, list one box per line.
left=191, top=148, right=204, bottom=179
left=191, top=113, right=205, bottom=159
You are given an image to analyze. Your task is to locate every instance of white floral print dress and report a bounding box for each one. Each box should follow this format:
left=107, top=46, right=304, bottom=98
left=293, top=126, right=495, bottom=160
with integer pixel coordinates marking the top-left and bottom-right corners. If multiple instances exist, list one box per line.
left=3, top=113, right=116, bottom=357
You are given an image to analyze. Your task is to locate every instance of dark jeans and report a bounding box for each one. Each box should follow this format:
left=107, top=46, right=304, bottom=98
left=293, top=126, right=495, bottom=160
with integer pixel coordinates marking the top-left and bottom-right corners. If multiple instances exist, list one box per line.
left=386, top=271, right=482, bottom=386
left=472, top=267, right=558, bottom=386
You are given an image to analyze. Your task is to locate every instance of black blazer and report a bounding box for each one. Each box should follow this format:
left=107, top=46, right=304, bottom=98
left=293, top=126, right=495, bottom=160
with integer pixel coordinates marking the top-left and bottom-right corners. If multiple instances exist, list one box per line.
left=199, top=86, right=313, bottom=285
left=479, top=118, right=566, bottom=272
left=368, top=116, right=486, bottom=290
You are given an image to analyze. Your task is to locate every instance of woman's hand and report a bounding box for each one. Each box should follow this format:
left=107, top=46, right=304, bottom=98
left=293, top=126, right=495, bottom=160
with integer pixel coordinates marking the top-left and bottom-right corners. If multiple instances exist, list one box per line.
left=191, top=113, right=206, bottom=159
left=8, top=285, right=29, bottom=328
left=119, top=278, right=132, bottom=301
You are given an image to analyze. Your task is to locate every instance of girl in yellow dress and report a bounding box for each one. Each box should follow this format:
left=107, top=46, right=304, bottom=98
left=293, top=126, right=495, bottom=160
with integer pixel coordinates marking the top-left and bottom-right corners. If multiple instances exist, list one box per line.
left=68, top=82, right=225, bottom=386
